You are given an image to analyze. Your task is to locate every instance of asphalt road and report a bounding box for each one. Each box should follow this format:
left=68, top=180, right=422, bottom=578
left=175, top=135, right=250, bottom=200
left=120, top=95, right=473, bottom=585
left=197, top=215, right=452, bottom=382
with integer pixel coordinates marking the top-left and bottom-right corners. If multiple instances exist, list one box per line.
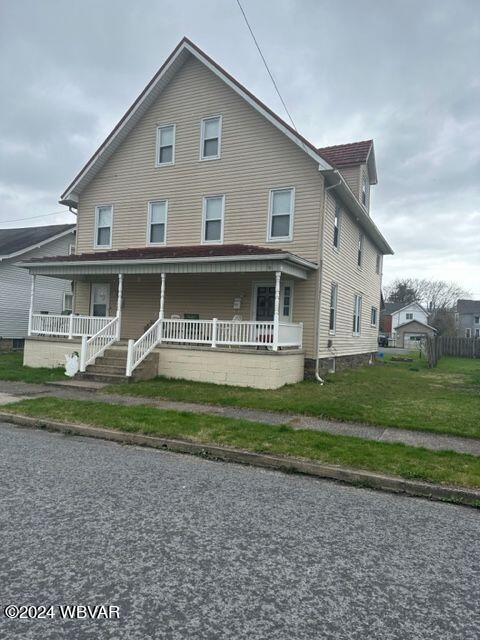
left=0, top=422, right=478, bottom=640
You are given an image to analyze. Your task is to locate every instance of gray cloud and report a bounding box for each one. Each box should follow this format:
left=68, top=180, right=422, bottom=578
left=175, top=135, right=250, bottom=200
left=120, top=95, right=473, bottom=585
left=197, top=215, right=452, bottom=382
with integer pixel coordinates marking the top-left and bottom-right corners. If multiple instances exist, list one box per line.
left=0, top=0, right=479, bottom=294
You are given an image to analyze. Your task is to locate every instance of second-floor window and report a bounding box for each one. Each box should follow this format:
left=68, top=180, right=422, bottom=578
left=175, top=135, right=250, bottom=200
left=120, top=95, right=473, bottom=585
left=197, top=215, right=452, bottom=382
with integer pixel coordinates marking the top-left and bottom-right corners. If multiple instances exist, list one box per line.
left=329, top=283, right=338, bottom=333
left=406, top=312, right=414, bottom=320
left=357, top=232, right=364, bottom=267
left=156, top=124, right=175, bottom=166
left=475, top=328, right=480, bottom=338
left=200, top=116, right=222, bottom=160
left=353, top=294, right=362, bottom=336
left=371, top=306, right=378, bottom=326
left=148, top=200, right=167, bottom=245
left=475, top=316, right=480, bottom=324
left=466, top=328, right=471, bottom=338
left=202, top=195, right=225, bottom=243
left=95, top=205, right=112, bottom=248
left=268, top=188, right=294, bottom=241
left=333, top=203, right=341, bottom=249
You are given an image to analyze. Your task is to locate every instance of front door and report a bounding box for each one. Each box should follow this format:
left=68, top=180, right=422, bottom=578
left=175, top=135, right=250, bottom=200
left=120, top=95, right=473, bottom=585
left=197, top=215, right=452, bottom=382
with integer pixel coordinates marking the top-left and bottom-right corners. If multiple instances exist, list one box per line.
left=90, top=283, right=110, bottom=317
left=254, top=283, right=292, bottom=322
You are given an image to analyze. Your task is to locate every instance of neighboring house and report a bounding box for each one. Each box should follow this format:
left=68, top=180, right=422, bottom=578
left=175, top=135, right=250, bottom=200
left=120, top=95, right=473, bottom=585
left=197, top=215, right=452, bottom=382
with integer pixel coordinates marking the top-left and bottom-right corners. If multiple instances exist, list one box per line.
left=19, top=38, right=392, bottom=389
left=0, top=224, right=75, bottom=350
left=456, top=299, right=480, bottom=338
left=380, top=301, right=435, bottom=348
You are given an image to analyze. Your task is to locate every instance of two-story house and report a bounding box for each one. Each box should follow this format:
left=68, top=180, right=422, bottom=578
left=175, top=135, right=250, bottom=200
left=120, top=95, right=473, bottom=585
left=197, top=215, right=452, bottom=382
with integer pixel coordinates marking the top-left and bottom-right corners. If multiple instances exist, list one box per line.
left=456, top=300, right=480, bottom=338
left=20, top=38, right=392, bottom=388
left=380, top=301, right=435, bottom=347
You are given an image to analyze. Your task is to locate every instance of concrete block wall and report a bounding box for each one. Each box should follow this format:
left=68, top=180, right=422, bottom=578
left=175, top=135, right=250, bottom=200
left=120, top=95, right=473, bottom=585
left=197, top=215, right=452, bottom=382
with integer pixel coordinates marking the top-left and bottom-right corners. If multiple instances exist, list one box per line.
left=24, top=338, right=81, bottom=368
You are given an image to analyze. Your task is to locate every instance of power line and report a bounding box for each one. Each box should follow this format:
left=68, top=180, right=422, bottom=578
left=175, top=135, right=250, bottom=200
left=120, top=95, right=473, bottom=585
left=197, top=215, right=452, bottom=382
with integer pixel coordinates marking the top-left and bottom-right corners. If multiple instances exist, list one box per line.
left=235, top=0, right=298, bottom=132
left=0, top=210, right=75, bottom=225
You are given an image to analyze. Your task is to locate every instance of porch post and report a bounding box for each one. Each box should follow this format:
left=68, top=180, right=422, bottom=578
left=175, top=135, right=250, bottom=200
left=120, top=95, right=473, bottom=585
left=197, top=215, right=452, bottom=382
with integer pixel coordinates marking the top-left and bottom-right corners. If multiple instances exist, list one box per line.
left=27, top=274, right=36, bottom=336
left=273, top=271, right=281, bottom=351
left=116, top=273, right=123, bottom=340
left=158, top=273, right=166, bottom=343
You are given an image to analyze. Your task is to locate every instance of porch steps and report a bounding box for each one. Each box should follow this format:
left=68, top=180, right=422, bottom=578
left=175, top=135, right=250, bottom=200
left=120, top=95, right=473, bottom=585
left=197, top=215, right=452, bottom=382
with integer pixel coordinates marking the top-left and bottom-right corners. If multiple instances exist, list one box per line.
left=77, top=347, right=158, bottom=384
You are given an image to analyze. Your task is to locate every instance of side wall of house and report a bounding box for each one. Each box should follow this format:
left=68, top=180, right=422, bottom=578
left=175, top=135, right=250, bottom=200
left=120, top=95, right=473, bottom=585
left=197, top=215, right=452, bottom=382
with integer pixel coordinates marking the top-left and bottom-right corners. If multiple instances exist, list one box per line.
left=317, top=190, right=382, bottom=360
left=0, top=234, right=74, bottom=339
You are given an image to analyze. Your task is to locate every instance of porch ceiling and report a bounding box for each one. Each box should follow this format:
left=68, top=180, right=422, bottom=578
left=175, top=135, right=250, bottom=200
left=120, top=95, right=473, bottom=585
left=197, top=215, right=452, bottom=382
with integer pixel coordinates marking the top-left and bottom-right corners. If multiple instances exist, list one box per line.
left=18, top=244, right=317, bottom=280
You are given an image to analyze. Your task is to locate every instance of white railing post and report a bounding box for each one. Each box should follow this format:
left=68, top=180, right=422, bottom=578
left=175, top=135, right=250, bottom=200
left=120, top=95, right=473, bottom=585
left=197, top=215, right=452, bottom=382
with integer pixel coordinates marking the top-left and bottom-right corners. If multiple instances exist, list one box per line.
left=80, top=335, right=88, bottom=372
left=126, top=339, right=135, bottom=377
left=68, top=314, right=74, bottom=339
left=299, top=322, right=304, bottom=349
left=116, top=273, right=123, bottom=340
left=273, top=271, right=281, bottom=351
left=27, top=274, right=36, bottom=336
left=212, top=318, right=218, bottom=348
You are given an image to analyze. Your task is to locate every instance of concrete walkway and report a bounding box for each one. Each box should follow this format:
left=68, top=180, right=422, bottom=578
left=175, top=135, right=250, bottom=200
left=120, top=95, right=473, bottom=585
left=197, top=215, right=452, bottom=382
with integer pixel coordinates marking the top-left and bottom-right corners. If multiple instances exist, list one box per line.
left=0, top=379, right=479, bottom=457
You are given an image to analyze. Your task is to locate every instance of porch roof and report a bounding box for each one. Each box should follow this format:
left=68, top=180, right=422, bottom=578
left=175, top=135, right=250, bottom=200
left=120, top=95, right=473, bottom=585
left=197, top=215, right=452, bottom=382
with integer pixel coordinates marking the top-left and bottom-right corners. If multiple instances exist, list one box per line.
left=19, top=244, right=317, bottom=280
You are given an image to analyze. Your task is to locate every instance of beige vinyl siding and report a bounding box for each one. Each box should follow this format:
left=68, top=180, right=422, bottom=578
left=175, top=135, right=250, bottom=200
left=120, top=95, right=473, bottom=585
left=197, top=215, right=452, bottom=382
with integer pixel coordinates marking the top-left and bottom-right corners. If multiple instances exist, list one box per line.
left=339, top=166, right=361, bottom=200
left=318, top=191, right=381, bottom=358
left=76, top=55, right=323, bottom=264
left=74, top=273, right=317, bottom=348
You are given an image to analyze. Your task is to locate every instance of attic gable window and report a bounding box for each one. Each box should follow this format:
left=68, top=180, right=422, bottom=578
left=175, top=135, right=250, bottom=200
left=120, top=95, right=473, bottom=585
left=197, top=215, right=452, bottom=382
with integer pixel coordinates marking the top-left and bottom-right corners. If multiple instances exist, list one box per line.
left=94, top=205, right=113, bottom=249
left=200, top=116, right=222, bottom=160
left=156, top=124, right=175, bottom=166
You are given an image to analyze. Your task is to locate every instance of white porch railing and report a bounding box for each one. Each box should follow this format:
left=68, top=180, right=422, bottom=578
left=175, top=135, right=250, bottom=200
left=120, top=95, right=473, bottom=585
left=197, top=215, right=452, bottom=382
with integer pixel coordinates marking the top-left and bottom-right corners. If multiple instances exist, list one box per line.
left=30, top=313, right=115, bottom=339
left=126, top=318, right=303, bottom=377
left=79, top=317, right=119, bottom=372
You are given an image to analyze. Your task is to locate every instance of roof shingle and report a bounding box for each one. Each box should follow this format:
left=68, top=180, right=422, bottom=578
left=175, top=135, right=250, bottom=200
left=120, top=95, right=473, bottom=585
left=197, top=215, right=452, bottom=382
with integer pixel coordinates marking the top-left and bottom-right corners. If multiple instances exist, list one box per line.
left=457, top=299, right=480, bottom=314
left=317, top=140, right=373, bottom=168
left=0, top=224, right=75, bottom=258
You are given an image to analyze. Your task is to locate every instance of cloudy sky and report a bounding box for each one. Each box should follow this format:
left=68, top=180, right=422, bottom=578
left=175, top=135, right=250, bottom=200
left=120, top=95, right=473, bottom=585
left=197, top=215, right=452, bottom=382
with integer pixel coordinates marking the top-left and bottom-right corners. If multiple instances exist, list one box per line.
left=1, top=0, right=479, bottom=294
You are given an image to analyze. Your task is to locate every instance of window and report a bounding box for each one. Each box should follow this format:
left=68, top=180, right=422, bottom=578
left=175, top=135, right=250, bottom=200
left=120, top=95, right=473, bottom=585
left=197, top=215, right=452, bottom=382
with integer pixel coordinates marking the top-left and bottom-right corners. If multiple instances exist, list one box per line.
left=357, top=232, right=364, bottom=267
left=94, top=205, right=112, bottom=248
left=283, top=286, right=291, bottom=317
left=202, top=195, right=225, bottom=243
left=376, top=253, right=382, bottom=274
left=475, top=328, right=480, bottom=338
left=69, top=243, right=75, bottom=255
left=200, top=116, right=221, bottom=160
left=333, top=203, right=341, bottom=249
left=466, top=328, right=472, bottom=338
left=353, top=294, right=362, bottom=336
left=371, top=306, right=378, bottom=326
left=147, top=200, right=167, bottom=245
left=156, top=124, right=175, bottom=166
left=362, top=173, right=369, bottom=208
left=268, top=188, right=294, bottom=241
left=475, top=316, right=480, bottom=325
left=63, top=292, right=73, bottom=314
left=329, top=283, right=338, bottom=333
left=406, top=312, right=414, bottom=320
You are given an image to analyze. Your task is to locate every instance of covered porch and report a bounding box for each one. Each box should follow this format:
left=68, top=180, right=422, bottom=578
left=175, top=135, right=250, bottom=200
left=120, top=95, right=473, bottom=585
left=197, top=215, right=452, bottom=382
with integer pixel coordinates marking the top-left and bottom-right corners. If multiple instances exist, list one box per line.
left=21, top=244, right=316, bottom=384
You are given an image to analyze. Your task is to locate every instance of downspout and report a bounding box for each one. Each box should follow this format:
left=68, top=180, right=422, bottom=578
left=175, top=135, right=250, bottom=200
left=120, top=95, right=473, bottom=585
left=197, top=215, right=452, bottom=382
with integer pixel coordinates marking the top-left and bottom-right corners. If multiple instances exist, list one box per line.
left=314, top=170, right=342, bottom=384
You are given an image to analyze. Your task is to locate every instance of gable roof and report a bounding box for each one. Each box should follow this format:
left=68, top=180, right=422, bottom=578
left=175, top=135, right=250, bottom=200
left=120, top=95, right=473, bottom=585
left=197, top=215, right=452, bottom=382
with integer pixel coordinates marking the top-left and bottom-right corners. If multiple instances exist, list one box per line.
left=457, top=299, right=480, bottom=314
left=60, top=37, right=333, bottom=206
left=396, top=319, right=436, bottom=332
left=317, top=140, right=377, bottom=184
left=0, top=224, right=75, bottom=261
left=382, top=301, right=427, bottom=316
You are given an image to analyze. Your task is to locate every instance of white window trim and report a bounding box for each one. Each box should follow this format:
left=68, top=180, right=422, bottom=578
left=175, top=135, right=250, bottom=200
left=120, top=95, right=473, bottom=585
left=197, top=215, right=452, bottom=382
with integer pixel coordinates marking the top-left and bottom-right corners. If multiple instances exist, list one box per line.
left=155, top=123, right=176, bottom=167
left=94, top=204, right=113, bottom=249
left=63, top=292, right=73, bottom=313
left=199, top=115, right=222, bottom=161
left=333, top=203, right=341, bottom=252
left=267, top=187, right=295, bottom=242
left=329, top=282, right=338, bottom=335
left=353, top=294, right=362, bottom=336
left=201, top=194, right=225, bottom=244
left=146, top=200, right=168, bottom=246
left=251, top=280, right=294, bottom=322
left=371, top=306, right=378, bottom=327
left=69, top=243, right=75, bottom=255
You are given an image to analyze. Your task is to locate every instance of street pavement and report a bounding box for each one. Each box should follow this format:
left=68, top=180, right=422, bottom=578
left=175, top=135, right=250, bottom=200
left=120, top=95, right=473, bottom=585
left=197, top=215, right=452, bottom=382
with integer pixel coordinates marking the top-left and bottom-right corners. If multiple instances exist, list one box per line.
left=0, top=421, right=478, bottom=639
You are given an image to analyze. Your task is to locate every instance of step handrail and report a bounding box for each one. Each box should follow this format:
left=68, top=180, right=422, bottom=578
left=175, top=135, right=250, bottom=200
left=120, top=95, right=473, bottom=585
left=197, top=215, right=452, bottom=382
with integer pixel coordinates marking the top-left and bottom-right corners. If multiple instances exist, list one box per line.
left=126, top=316, right=162, bottom=377
left=79, top=316, right=119, bottom=372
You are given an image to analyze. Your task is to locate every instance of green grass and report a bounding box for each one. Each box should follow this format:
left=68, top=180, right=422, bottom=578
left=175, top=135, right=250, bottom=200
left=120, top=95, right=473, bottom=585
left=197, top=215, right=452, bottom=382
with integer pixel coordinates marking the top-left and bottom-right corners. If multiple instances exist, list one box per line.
left=0, top=352, right=65, bottom=384
left=5, top=396, right=480, bottom=490
left=105, top=353, right=480, bottom=439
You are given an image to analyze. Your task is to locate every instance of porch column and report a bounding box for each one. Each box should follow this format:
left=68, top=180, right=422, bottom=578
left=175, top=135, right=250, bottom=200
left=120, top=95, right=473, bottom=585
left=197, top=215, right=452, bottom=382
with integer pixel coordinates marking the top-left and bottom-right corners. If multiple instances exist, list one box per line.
left=27, top=274, right=36, bottom=336
left=158, top=273, right=166, bottom=343
left=116, top=273, right=123, bottom=340
left=273, top=271, right=281, bottom=351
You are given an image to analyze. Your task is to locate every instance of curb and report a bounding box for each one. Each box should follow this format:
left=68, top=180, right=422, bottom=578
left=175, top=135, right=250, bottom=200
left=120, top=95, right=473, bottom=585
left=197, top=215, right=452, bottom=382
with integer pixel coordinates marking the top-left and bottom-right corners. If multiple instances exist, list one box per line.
left=1, top=411, right=479, bottom=508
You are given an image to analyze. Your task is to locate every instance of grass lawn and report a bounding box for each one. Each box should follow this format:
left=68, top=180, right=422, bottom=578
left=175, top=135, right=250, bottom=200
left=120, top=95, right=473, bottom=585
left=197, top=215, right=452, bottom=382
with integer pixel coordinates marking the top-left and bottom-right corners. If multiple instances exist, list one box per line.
left=105, top=353, right=480, bottom=439
left=4, top=396, right=480, bottom=490
left=0, top=352, right=65, bottom=384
